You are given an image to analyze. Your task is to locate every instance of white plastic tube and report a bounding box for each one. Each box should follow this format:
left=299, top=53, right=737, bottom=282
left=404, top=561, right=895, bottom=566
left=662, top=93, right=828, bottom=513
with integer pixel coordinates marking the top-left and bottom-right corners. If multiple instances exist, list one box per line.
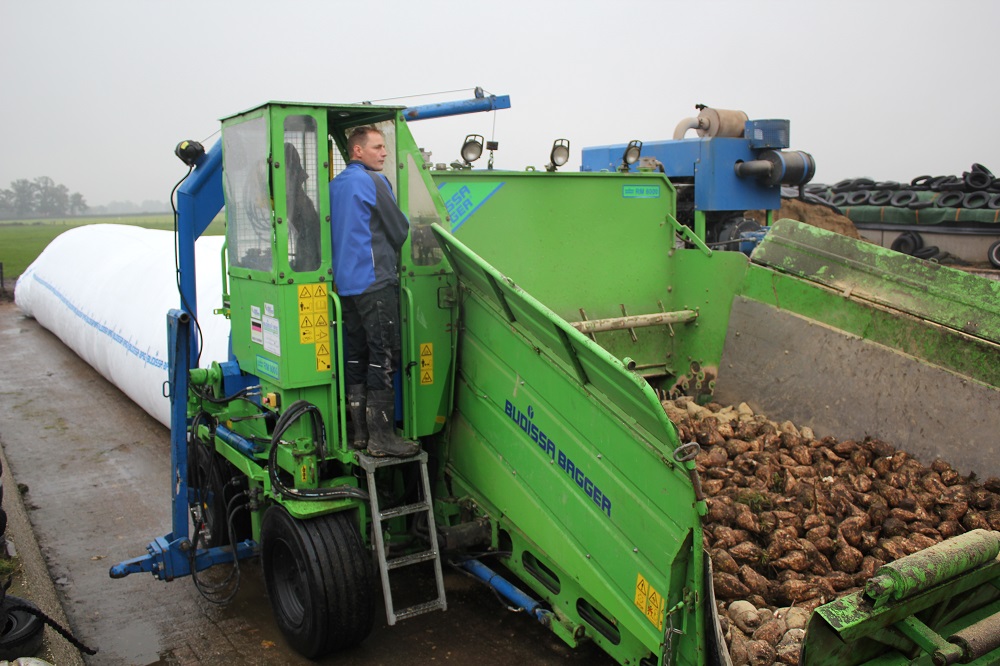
left=14, top=225, right=229, bottom=427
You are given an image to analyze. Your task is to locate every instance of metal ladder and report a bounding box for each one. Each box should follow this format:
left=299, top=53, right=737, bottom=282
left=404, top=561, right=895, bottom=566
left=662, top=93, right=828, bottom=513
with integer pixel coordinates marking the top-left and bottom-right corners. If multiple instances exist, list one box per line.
left=357, top=450, right=447, bottom=624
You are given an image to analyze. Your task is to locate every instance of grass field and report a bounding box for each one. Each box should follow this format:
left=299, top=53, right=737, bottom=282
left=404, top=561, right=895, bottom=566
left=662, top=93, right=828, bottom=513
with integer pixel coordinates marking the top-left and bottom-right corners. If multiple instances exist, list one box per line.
left=0, top=215, right=225, bottom=290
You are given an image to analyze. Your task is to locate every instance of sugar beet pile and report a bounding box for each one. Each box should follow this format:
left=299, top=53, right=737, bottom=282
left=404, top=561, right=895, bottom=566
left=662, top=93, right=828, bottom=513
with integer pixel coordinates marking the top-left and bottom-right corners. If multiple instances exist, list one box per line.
left=662, top=397, right=1000, bottom=666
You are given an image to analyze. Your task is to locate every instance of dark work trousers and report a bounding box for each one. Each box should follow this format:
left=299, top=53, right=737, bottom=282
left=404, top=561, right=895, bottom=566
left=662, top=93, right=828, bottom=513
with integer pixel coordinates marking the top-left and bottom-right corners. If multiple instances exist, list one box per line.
left=341, top=284, right=401, bottom=391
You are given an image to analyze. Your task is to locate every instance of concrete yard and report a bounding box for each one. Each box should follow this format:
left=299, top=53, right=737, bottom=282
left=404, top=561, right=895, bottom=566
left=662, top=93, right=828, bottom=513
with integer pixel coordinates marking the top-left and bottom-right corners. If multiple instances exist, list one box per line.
left=0, top=300, right=612, bottom=665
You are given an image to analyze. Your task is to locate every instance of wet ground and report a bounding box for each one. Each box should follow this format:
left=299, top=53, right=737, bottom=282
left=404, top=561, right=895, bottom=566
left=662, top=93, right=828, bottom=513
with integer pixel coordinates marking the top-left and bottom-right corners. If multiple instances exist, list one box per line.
left=0, top=301, right=612, bottom=665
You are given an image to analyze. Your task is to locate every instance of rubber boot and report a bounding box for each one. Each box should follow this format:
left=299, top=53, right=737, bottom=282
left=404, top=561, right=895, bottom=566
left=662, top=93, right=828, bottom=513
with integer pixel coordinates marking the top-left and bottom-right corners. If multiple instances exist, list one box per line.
left=365, top=389, right=419, bottom=458
left=346, top=384, right=368, bottom=450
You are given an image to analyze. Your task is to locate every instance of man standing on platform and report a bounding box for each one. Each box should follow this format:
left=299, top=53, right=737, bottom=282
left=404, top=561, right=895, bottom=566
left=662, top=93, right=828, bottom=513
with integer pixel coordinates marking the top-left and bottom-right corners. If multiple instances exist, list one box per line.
left=330, top=125, right=419, bottom=458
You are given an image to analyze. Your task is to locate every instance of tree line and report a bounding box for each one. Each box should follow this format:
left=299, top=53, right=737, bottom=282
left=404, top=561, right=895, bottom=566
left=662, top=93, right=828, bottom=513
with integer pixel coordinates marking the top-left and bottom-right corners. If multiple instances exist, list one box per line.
left=0, top=177, right=88, bottom=219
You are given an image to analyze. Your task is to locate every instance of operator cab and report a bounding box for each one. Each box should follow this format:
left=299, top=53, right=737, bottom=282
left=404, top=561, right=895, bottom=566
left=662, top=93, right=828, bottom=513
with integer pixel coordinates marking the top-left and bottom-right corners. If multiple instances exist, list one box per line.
left=218, top=102, right=454, bottom=448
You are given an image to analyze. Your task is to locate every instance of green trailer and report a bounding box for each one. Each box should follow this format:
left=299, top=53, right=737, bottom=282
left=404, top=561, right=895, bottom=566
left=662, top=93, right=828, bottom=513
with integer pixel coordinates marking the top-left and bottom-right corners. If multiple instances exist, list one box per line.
left=113, top=100, right=1000, bottom=665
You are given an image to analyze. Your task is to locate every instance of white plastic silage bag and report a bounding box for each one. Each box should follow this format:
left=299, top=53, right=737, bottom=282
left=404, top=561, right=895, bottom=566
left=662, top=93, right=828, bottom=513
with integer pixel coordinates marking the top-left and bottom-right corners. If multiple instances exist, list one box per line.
left=14, top=225, right=230, bottom=427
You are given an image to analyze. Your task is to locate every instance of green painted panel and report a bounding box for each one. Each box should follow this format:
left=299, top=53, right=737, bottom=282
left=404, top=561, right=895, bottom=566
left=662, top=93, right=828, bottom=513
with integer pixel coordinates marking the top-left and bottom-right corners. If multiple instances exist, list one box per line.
left=431, top=171, right=679, bottom=377
left=433, top=222, right=708, bottom=665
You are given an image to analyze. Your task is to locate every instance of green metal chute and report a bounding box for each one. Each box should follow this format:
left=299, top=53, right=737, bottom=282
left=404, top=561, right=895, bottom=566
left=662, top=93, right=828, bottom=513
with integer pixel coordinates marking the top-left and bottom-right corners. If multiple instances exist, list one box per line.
left=430, top=222, right=715, bottom=665
left=714, top=219, right=1000, bottom=477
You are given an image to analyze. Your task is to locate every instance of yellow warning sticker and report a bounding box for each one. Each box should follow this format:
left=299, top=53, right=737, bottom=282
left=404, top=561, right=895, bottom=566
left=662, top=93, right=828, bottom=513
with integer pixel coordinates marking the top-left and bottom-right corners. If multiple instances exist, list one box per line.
left=299, top=285, right=330, bottom=347
left=316, top=353, right=331, bottom=372
left=634, top=573, right=664, bottom=630
left=419, top=343, right=433, bottom=385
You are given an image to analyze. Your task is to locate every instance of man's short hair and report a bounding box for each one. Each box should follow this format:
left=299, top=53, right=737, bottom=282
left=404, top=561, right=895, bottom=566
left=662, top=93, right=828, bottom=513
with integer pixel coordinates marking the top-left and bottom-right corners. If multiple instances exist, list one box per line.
left=347, top=126, right=384, bottom=156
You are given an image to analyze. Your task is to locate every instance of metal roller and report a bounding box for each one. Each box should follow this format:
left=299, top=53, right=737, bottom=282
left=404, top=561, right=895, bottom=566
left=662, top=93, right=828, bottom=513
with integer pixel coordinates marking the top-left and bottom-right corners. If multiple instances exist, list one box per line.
left=864, top=529, right=1000, bottom=607
left=945, top=611, right=1000, bottom=663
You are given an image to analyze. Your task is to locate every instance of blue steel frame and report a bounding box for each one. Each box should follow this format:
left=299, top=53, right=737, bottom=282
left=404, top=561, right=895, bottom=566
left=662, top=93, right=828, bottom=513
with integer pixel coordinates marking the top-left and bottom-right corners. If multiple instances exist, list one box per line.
left=110, top=144, right=257, bottom=580
left=110, top=93, right=510, bottom=582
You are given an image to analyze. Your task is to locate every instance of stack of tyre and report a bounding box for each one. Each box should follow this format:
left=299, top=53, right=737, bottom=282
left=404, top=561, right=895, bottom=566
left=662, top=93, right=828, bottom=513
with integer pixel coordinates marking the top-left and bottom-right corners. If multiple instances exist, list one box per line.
left=807, top=164, right=1000, bottom=267
left=811, top=164, right=1000, bottom=211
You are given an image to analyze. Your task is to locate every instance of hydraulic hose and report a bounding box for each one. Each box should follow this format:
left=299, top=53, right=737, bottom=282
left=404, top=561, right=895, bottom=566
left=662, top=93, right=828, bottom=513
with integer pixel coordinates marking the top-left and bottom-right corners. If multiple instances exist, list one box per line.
left=268, top=400, right=369, bottom=502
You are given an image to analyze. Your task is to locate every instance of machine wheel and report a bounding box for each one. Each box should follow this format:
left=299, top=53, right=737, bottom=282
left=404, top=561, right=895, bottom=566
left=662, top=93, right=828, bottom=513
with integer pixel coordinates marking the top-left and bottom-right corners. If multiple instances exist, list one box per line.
left=988, top=240, right=1000, bottom=269
left=0, top=596, right=44, bottom=660
left=261, top=507, right=374, bottom=658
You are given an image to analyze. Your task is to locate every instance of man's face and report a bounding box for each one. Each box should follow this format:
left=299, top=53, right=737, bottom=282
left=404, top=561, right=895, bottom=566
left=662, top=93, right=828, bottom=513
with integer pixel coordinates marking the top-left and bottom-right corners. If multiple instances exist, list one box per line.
left=354, top=131, right=387, bottom=171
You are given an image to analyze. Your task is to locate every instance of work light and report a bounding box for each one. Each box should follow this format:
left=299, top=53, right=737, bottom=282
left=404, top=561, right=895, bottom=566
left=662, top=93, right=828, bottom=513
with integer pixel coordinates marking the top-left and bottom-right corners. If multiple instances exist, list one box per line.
left=620, top=140, right=642, bottom=172
left=546, top=139, right=570, bottom=172
left=461, top=135, right=484, bottom=165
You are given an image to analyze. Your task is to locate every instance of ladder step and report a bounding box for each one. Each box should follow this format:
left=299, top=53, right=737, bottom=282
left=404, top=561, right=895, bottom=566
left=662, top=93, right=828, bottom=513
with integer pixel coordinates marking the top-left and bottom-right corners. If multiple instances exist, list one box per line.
left=357, top=450, right=426, bottom=472
left=387, top=549, right=439, bottom=570
left=394, top=598, right=447, bottom=621
left=380, top=501, right=430, bottom=521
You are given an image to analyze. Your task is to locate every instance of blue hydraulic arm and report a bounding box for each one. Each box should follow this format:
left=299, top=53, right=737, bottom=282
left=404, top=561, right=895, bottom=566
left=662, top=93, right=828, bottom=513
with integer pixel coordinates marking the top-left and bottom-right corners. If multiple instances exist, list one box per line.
left=110, top=144, right=255, bottom=580
left=403, top=93, right=511, bottom=121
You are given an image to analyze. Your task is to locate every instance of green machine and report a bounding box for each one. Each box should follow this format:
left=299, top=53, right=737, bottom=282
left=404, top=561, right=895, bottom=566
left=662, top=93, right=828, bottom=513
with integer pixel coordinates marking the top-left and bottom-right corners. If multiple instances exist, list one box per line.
left=112, top=100, right=1000, bottom=665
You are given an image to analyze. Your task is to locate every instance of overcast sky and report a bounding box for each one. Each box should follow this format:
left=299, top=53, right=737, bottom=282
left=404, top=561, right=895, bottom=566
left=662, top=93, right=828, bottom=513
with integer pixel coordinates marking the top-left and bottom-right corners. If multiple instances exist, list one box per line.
left=2, top=0, right=997, bottom=207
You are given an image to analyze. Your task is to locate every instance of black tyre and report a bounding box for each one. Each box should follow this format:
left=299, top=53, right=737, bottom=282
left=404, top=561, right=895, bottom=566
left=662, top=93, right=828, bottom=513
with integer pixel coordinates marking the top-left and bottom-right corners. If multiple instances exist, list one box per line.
left=261, top=507, right=374, bottom=658
left=891, top=231, right=922, bottom=255
left=869, top=191, right=893, bottom=206
left=890, top=190, right=918, bottom=207
left=937, top=176, right=965, bottom=191
left=914, top=245, right=941, bottom=260
left=0, top=596, right=45, bottom=660
left=964, top=171, right=992, bottom=191
left=972, top=162, right=995, bottom=177
left=963, top=191, right=991, bottom=209
left=989, top=240, right=1000, bottom=269
left=988, top=194, right=1000, bottom=210
left=936, top=192, right=964, bottom=208
left=846, top=190, right=871, bottom=206
left=830, top=192, right=849, bottom=206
